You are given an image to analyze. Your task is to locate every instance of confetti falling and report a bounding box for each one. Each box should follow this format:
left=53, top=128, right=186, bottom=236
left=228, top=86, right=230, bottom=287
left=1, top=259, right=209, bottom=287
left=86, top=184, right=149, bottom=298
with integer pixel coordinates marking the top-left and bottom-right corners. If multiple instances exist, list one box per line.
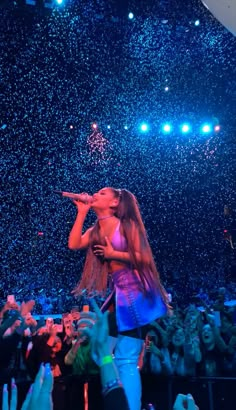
left=87, top=128, right=111, bottom=164
left=1, top=0, right=235, bottom=310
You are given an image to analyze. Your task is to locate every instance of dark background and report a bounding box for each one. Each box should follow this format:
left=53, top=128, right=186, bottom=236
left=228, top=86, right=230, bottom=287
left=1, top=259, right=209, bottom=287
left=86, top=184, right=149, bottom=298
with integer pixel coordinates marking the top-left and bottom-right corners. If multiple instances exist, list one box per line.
left=1, top=0, right=236, bottom=305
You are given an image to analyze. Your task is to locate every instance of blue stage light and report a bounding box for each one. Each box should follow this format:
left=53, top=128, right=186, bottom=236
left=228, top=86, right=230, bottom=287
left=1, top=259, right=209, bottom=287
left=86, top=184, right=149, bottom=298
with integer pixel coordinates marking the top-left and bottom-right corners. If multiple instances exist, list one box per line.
left=128, top=12, right=134, bottom=20
left=140, top=123, right=149, bottom=133
left=195, top=20, right=200, bottom=26
left=181, top=123, right=191, bottom=133
left=201, top=123, right=212, bottom=134
left=55, top=0, right=64, bottom=5
left=162, top=123, right=172, bottom=133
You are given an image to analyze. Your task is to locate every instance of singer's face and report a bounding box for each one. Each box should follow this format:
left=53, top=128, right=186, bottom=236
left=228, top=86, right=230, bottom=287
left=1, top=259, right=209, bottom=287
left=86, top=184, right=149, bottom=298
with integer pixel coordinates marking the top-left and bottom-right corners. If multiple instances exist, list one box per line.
left=92, top=188, right=118, bottom=210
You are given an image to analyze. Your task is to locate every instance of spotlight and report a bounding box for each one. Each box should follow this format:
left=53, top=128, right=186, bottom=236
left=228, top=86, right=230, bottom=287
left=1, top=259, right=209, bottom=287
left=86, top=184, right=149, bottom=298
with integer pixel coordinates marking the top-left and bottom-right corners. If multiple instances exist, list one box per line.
left=92, top=123, right=98, bottom=129
left=194, top=20, right=200, bottom=26
left=128, top=12, right=134, bottom=20
left=140, top=123, right=149, bottom=133
left=180, top=123, right=191, bottom=134
left=201, top=123, right=212, bottom=134
left=214, top=125, right=221, bottom=132
left=55, top=0, right=64, bottom=4
left=124, top=125, right=128, bottom=130
left=162, top=123, right=172, bottom=134
left=107, top=125, right=111, bottom=129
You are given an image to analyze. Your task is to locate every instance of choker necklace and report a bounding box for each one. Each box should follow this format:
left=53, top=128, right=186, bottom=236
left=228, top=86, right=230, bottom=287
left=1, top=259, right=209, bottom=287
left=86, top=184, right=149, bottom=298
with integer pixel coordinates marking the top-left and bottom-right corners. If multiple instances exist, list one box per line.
left=97, top=215, right=114, bottom=221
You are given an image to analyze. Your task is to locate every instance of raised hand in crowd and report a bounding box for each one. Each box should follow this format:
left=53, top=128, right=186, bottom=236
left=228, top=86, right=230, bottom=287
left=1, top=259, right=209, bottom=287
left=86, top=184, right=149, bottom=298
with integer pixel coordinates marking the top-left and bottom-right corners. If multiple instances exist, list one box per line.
left=80, top=298, right=130, bottom=410
left=173, top=393, right=199, bottom=410
left=2, top=379, right=17, bottom=410
left=146, top=339, right=163, bottom=358
left=0, top=309, right=21, bottom=338
left=62, top=314, right=75, bottom=341
left=24, top=314, right=37, bottom=329
left=46, top=324, right=60, bottom=347
left=80, top=299, right=109, bottom=358
left=2, top=363, right=53, bottom=410
left=0, top=300, right=36, bottom=338
left=20, top=301, right=35, bottom=319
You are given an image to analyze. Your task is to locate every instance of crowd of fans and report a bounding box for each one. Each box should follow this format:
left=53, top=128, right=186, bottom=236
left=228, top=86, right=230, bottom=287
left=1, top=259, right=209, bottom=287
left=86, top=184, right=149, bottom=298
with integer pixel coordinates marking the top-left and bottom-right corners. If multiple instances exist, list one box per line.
left=1, top=271, right=235, bottom=315
left=0, top=300, right=131, bottom=410
left=140, top=291, right=236, bottom=378
left=0, top=286, right=235, bottom=409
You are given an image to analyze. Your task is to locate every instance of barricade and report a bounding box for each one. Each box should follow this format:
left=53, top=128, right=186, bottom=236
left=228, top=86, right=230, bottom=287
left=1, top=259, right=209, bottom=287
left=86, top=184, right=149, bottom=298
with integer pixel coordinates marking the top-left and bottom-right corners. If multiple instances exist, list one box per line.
left=141, top=374, right=236, bottom=410
left=1, top=374, right=236, bottom=409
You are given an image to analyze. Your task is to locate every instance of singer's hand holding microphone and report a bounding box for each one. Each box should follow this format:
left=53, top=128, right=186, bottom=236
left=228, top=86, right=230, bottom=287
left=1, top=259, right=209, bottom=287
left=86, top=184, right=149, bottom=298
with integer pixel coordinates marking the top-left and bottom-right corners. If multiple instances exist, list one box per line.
left=55, top=191, right=93, bottom=213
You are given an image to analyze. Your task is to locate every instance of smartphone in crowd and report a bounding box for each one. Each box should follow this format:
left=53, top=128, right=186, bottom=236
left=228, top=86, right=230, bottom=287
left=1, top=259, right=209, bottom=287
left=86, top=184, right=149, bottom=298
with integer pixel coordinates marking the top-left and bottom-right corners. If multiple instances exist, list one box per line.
left=7, top=295, right=16, bottom=304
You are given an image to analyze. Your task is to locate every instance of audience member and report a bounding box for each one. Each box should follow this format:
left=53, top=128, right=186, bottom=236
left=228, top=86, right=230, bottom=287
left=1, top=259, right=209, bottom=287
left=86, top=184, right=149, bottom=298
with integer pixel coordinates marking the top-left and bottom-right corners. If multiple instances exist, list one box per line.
left=64, top=312, right=102, bottom=410
left=140, top=328, right=172, bottom=376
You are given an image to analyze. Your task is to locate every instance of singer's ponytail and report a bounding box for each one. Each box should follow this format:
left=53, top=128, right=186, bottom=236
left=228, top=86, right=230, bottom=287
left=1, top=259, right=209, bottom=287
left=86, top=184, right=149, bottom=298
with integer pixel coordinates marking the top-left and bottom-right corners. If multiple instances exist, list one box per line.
left=113, top=188, right=170, bottom=306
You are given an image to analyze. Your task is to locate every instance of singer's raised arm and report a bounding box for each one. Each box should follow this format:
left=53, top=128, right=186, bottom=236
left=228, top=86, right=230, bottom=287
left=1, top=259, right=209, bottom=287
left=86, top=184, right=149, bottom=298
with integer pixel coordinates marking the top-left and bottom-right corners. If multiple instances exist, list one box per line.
left=68, top=207, right=92, bottom=250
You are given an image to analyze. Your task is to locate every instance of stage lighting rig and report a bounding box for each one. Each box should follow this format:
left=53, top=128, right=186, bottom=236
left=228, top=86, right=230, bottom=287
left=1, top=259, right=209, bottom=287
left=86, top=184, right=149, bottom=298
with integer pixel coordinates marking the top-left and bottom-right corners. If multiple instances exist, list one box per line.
left=9, top=0, right=67, bottom=13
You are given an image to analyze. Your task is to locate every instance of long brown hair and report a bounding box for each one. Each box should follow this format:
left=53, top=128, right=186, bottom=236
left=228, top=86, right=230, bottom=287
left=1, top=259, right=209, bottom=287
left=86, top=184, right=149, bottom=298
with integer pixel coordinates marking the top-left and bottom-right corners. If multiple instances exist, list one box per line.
left=73, top=188, right=169, bottom=305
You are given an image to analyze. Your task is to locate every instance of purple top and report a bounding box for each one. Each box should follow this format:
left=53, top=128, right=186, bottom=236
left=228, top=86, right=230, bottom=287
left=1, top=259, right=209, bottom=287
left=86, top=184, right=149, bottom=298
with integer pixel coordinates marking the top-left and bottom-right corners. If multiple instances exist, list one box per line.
left=111, top=222, right=128, bottom=252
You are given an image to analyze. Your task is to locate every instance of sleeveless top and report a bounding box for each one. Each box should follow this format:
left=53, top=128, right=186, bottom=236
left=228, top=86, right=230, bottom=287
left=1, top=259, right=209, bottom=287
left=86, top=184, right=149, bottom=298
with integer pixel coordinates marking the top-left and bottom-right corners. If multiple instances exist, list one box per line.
left=111, top=221, right=128, bottom=252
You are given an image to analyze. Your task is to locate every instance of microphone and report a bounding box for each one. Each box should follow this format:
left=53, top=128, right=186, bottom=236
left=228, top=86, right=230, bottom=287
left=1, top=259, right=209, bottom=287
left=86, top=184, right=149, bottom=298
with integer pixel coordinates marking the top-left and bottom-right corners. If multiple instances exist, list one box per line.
left=54, top=191, right=93, bottom=203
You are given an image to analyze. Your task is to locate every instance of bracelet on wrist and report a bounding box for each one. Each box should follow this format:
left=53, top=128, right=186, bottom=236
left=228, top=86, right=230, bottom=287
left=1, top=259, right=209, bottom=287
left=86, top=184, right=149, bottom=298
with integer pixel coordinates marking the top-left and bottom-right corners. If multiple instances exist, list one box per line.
left=100, top=355, right=113, bottom=367
left=102, top=378, right=122, bottom=396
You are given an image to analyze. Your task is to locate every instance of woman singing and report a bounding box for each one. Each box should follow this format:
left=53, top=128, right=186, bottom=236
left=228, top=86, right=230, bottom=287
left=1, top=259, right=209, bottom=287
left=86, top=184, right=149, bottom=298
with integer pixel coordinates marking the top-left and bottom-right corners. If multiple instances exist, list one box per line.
left=68, top=187, right=169, bottom=410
